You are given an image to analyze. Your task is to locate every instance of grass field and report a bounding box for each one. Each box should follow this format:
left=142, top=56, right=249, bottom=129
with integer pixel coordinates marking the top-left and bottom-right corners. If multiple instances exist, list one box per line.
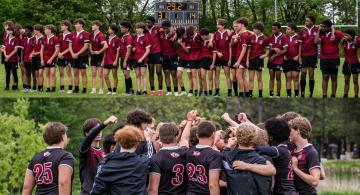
left=0, top=58, right=356, bottom=98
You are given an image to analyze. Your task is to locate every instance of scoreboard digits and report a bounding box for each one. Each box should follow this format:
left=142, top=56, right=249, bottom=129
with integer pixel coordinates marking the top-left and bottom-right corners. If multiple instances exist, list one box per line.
left=155, top=0, right=199, bottom=27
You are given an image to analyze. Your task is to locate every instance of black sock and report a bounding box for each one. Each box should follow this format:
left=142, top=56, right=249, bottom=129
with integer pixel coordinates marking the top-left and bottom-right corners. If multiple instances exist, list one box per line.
left=239, top=92, right=244, bottom=97
left=167, top=86, right=171, bottom=92
left=159, top=85, right=163, bottom=90
left=259, top=90, right=263, bottom=97
left=74, top=86, right=79, bottom=92
left=295, top=89, right=299, bottom=97
left=331, top=94, right=336, bottom=98
left=344, top=94, right=348, bottom=98
left=194, top=90, right=198, bottom=96
left=249, top=90, right=253, bottom=97
left=151, top=86, right=155, bottom=91
left=113, top=88, right=117, bottom=92
left=51, top=87, right=55, bottom=92
left=233, top=81, right=238, bottom=96
left=209, top=90, right=213, bottom=95
left=287, top=89, right=291, bottom=97
left=189, top=89, right=193, bottom=94
left=181, top=86, right=186, bottom=92
left=355, top=94, right=358, bottom=98
left=23, top=84, right=26, bottom=89
left=69, top=85, right=73, bottom=90
left=245, top=92, right=250, bottom=97
left=32, top=86, right=37, bottom=90
left=270, top=90, right=274, bottom=97
left=46, top=87, right=50, bottom=92
left=204, top=91, right=208, bottom=96
left=108, top=88, right=112, bottom=92
left=82, top=88, right=87, bottom=93
left=323, top=95, right=327, bottom=98
left=300, top=77, right=306, bottom=97
left=227, top=89, right=232, bottom=94
left=60, top=85, right=65, bottom=90
left=215, top=88, right=220, bottom=94
left=309, top=80, right=315, bottom=97
left=174, top=86, right=178, bottom=92
left=277, top=91, right=281, bottom=97
left=38, top=85, right=43, bottom=92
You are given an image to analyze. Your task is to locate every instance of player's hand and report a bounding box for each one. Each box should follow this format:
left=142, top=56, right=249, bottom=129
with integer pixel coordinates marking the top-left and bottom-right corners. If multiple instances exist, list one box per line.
left=137, top=59, right=143, bottom=63
left=217, top=52, right=223, bottom=58
left=4, top=56, right=9, bottom=62
left=47, top=59, right=52, bottom=65
left=41, top=60, right=45, bottom=66
left=113, top=62, right=117, bottom=67
left=94, top=51, right=101, bottom=55
left=144, top=128, right=154, bottom=141
left=58, top=54, right=64, bottom=59
left=210, top=64, right=215, bottom=70
left=273, top=48, right=281, bottom=53
left=234, top=61, right=240, bottom=68
left=293, top=55, right=299, bottom=62
left=104, top=115, right=118, bottom=125
left=221, top=112, right=231, bottom=121
left=232, top=160, right=250, bottom=171
left=246, top=60, right=249, bottom=68
left=291, top=156, right=299, bottom=169
left=123, top=61, right=127, bottom=69
left=226, top=137, right=237, bottom=149
left=90, top=50, right=94, bottom=55
left=238, top=113, right=249, bottom=123
left=259, top=54, right=267, bottom=59
left=179, top=120, right=187, bottom=129
left=187, top=110, right=197, bottom=122
left=284, top=56, right=288, bottom=60
left=269, top=56, right=275, bottom=62
left=299, top=58, right=302, bottom=65
left=72, top=53, right=78, bottom=59
left=29, top=53, right=33, bottom=58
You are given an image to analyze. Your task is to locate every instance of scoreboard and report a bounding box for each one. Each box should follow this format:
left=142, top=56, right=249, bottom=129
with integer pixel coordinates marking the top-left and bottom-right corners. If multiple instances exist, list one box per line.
left=155, top=0, right=199, bottom=27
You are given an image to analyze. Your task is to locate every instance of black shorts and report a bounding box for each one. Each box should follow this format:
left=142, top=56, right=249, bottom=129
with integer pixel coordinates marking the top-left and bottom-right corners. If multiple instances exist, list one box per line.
left=343, top=62, right=360, bottom=75
left=24, top=62, right=32, bottom=73
left=162, top=55, right=178, bottom=71
left=268, top=63, right=283, bottom=72
left=249, top=57, right=264, bottom=71
left=120, top=59, right=132, bottom=70
left=320, top=58, right=340, bottom=75
left=58, top=58, right=71, bottom=67
left=215, top=59, right=228, bottom=67
left=200, top=57, right=212, bottom=70
left=283, top=60, right=300, bottom=73
left=178, top=59, right=189, bottom=68
left=132, top=60, right=147, bottom=68
left=301, top=55, right=318, bottom=68
left=31, top=56, right=41, bottom=71
left=72, top=55, right=89, bottom=69
left=188, top=60, right=199, bottom=69
left=45, top=63, right=56, bottom=68
left=91, top=54, right=103, bottom=67
left=104, top=64, right=117, bottom=70
left=148, top=52, right=162, bottom=65
left=230, top=56, right=237, bottom=69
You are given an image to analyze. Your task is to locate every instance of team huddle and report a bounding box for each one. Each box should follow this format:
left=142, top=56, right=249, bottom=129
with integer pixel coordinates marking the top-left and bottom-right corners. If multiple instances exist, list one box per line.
left=22, top=109, right=324, bottom=195
left=1, top=15, right=359, bottom=97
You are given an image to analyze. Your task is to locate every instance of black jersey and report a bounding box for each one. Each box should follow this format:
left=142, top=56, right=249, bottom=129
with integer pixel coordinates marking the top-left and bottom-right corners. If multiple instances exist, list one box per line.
left=150, top=146, right=188, bottom=195
left=27, top=147, right=74, bottom=195
left=186, top=145, right=222, bottom=195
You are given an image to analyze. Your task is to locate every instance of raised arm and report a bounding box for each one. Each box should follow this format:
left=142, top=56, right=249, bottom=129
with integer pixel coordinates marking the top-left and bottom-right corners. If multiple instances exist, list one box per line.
left=179, top=110, right=197, bottom=147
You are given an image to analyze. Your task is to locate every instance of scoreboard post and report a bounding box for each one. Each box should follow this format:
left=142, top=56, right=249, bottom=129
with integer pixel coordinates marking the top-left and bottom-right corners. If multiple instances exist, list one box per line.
left=155, top=0, right=199, bottom=28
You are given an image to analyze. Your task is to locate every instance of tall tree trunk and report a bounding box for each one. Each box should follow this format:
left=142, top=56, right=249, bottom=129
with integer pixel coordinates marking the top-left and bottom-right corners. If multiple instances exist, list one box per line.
left=202, top=0, right=207, bottom=18
left=209, top=0, right=216, bottom=21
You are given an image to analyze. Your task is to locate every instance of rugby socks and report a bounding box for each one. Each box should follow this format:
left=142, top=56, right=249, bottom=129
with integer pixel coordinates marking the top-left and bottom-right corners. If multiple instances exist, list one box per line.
left=167, top=86, right=171, bottom=92
left=203, top=91, right=208, bottom=96
left=239, top=92, right=244, bottom=97
left=38, top=85, right=43, bottom=92
left=249, top=90, right=253, bottom=97
left=159, top=85, right=163, bottom=90
left=150, top=86, right=155, bottom=91
left=51, top=87, right=55, bottom=92
left=82, top=88, right=87, bottom=93
left=60, top=85, right=65, bottom=91
left=287, top=89, right=291, bottom=97
left=174, top=86, right=178, bottom=92
left=309, top=80, right=315, bottom=97
left=194, top=90, right=198, bottom=96
left=295, top=89, right=299, bottom=97
left=189, top=89, right=193, bottom=94
left=344, top=94, right=348, bottom=98
left=233, top=81, right=238, bottom=96
left=108, top=88, right=113, bottom=92
left=277, top=91, right=281, bottom=97
left=181, top=86, right=186, bottom=92
left=323, top=95, right=327, bottom=98
left=129, top=78, right=133, bottom=93
left=270, top=90, right=274, bottom=97
left=46, top=87, right=51, bottom=92
left=74, top=86, right=79, bottom=93
left=259, top=90, right=263, bottom=98
left=331, top=94, right=336, bottom=98
left=209, top=90, right=213, bottom=95
left=112, top=88, right=117, bottom=93
left=227, top=89, right=232, bottom=96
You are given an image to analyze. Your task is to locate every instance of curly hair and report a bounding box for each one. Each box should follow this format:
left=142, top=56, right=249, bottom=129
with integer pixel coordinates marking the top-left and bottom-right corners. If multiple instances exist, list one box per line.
left=288, top=117, right=312, bottom=139
left=265, top=118, right=291, bottom=145
left=253, top=129, right=269, bottom=147
left=114, top=125, right=144, bottom=149
left=236, top=122, right=258, bottom=147
left=126, top=109, right=153, bottom=128
left=279, top=111, right=301, bottom=122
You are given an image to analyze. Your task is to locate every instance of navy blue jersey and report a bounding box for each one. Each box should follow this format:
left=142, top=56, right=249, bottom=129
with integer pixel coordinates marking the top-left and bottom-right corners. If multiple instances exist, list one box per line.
left=186, top=145, right=222, bottom=195
left=290, top=144, right=320, bottom=195
left=150, top=146, right=188, bottom=195
left=27, top=147, right=74, bottom=195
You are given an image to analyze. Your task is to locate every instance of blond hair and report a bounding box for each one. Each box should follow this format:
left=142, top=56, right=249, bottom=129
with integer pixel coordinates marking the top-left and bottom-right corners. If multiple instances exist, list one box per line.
left=288, top=117, right=312, bottom=139
left=236, top=122, right=258, bottom=147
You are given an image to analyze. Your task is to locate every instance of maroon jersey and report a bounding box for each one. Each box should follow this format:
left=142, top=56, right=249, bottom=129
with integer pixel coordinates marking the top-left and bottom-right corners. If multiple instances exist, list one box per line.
left=343, top=37, right=360, bottom=63
left=91, top=31, right=106, bottom=52
left=27, top=147, right=74, bottom=195
left=148, top=25, right=162, bottom=54
left=230, top=31, right=240, bottom=58
left=150, top=146, right=188, bottom=195
left=59, top=32, right=72, bottom=60
left=186, top=145, right=223, bottom=195
left=178, top=37, right=191, bottom=61
left=201, top=40, right=216, bottom=59
left=69, top=30, right=90, bottom=56
left=286, top=34, right=301, bottom=59
left=79, top=146, right=105, bottom=194
left=248, top=34, right=268, bottom=60
left=42, top=35, right=60, bottom=63
left=188, top=33, right=202, bottom=61
left=104, top=35, right=121, bottom=65
left=319, top=30, right=343, bottom=59
left=132, top=34, right=151, bottom=61
left=235, top=31, right=252, bottom=62
left=32, top=35, right=45, bottom=57
left=268, top=33, right=288, bottom=65
left=120, top=33, right=133, bottom=60
left=299, top=26, right=318, bottom=56
left=290, top=144, right=320, bottom=195
left=159, top=31, right=177, bottom=57
left=213, top=30, right=231, bottom=61
left=2, top=36, right=20, bottom=63
left=22, top=36, right=34, bottom=63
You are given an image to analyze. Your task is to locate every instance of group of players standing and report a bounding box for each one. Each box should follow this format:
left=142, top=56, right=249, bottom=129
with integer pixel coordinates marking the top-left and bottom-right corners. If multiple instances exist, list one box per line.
left=22, top=109, right=324, bottom=195
left=1, top=15, right=359, bottom=97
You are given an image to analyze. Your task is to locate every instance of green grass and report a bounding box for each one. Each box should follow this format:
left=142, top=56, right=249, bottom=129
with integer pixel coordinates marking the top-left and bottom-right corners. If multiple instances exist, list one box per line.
left=0, top=58, right=356, bottom=98
left=320, top=191, right=360, bottom=195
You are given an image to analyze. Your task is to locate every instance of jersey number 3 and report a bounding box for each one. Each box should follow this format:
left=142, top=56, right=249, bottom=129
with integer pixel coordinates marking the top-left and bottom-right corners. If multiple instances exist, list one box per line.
left=34, top=162, right=53, bottom=184
left=171, top=164, right=185, bottom=185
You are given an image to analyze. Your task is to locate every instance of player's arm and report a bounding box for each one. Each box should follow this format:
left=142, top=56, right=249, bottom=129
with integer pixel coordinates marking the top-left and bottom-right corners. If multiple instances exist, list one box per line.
left=58, top=165, right=73, bottom=195
left=76, top=42, right=89, bottom=56
left=97, top=39, right=108, bottom=54
left=68, top=41, right=74, bottom=56
left=255, top=146, right=279, bottom=158
left=232, top=160, right=276, bottom=176
left=221, top=112, right=239, bottom=127
left=314, top=26, right=322, bottom=44
left=79, top=116, right=117, bottom=153
left=179, top=110, right=197, bottom=147
left=139, top=45, right=151, bottom=62
left=292, top=156, right=321, bottom=187
left=22, top=170, right=35, bottom=195
left=49, top=45, right=60, bottom=64
left=209, top=170, right=221, bottom=195
left=6, top=46, right=18, bottom=61
left=148, top=173, right=160, bottom=195
left=320, top=162, right=326, bottom=180
left=40, top=44, right=45, bottom=65
left=235, top=44, right=247, bottom=66
left=114, top=47, right=120, bottom=66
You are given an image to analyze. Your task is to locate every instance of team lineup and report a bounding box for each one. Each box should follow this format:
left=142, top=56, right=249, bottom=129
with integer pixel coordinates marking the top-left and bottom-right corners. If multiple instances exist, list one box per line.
left=1, top=16, right=359, bottom=98
left=21, top=109, right=324, bottom=195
